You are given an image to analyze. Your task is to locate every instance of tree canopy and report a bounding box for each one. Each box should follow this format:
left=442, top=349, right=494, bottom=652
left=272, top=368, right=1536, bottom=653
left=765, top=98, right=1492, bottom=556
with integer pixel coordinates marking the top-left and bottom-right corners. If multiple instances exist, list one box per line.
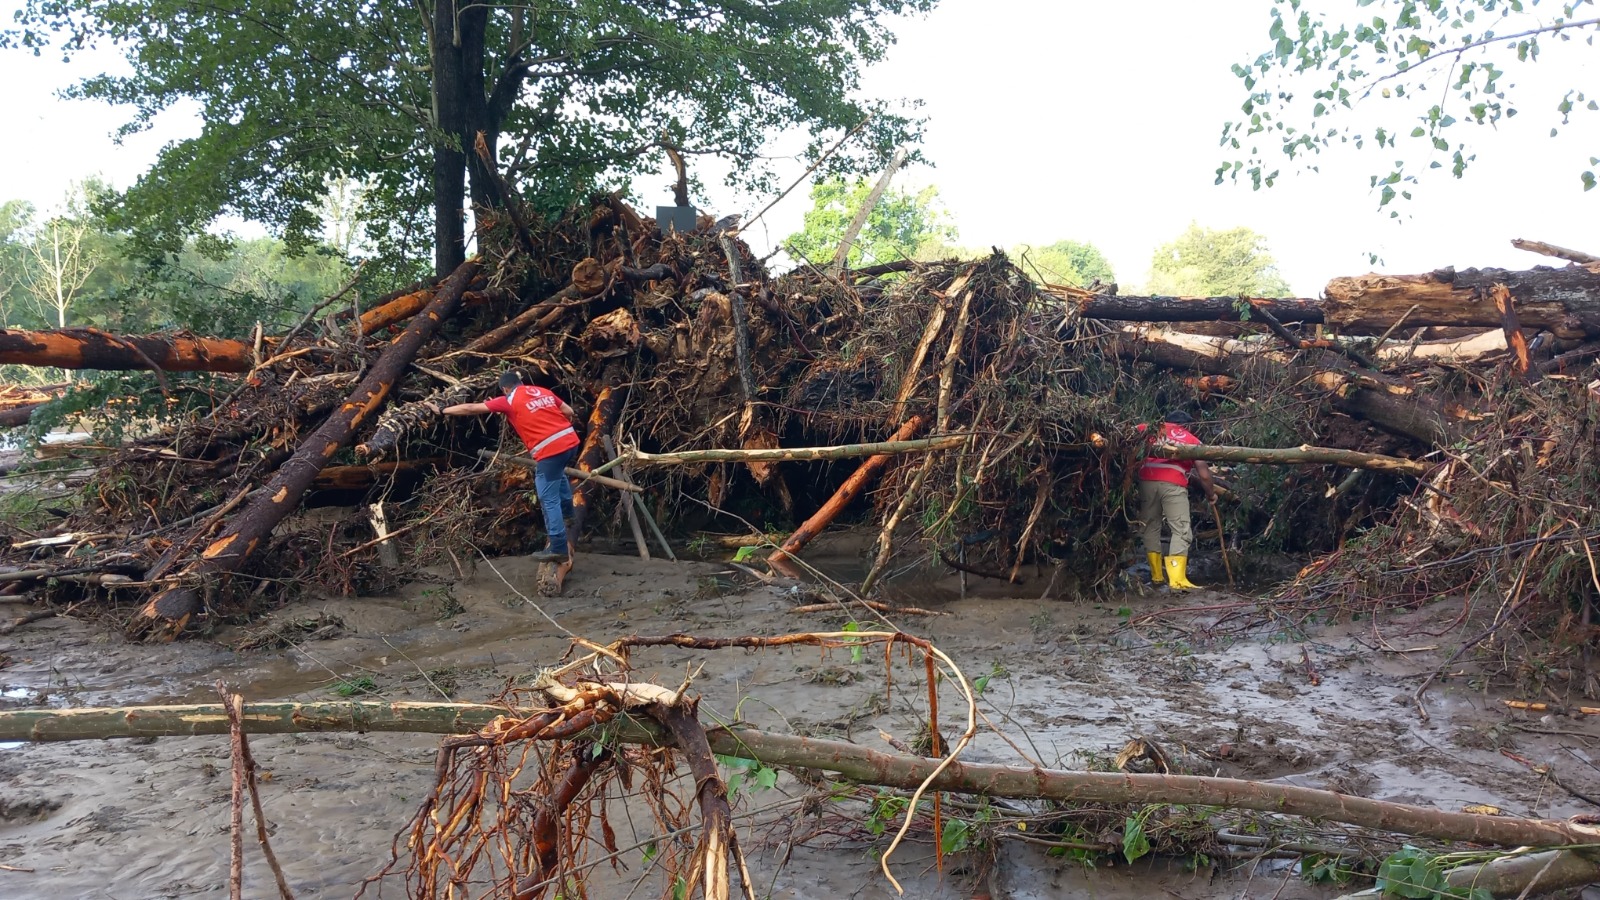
left=1219, top=0, right=1600, bottom=206
left=1011, top=240, right=1116, bottom=288
left=785, top=178, right=959, bottom=269
left=8, top=0, right=939, bottom=275
left=1146, top=224, right=1293, bottom=297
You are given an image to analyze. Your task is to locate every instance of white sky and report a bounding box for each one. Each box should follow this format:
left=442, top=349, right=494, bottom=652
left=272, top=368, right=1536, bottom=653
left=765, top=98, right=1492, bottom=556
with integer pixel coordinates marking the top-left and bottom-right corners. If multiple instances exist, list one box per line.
left=0, top=0, right=1595, bottom=296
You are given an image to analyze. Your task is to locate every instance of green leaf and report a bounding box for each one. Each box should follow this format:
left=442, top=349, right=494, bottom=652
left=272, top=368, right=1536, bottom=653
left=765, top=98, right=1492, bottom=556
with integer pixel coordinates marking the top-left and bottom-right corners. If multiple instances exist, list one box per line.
left=940, top=817, right=972, bottom=855
left=1583, top=171, right=1596, bottom=191
left=1122, top=816, right=1151, bottom=863
left=1410, top=126, right=1427, bottom=137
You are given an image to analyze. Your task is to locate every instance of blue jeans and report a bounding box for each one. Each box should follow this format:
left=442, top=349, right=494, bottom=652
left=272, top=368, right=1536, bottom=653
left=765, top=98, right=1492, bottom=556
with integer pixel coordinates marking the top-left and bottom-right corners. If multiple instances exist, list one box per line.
left=534, top=448, right=577, bottom=553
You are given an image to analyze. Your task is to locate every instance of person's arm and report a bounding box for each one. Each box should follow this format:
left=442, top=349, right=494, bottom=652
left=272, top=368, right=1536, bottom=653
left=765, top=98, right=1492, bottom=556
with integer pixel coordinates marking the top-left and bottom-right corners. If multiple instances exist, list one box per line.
left=441, top=402, right=492, bottom=416
left=558, top=401, right=577, bottom=420
left=1194, top=461, right=1218, bottom=500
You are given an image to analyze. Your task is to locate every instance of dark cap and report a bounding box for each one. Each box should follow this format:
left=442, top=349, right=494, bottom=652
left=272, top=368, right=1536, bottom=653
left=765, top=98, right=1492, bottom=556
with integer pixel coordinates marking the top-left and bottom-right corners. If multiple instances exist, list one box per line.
left=1164, top=409, right=1193, bottom=425
left=498, top=370, right=527, bottom=392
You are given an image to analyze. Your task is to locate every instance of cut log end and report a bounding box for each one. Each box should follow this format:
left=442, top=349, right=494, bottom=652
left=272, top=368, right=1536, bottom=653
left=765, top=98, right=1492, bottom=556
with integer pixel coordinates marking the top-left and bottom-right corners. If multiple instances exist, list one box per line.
left=127, top=587, right=202, bottom=641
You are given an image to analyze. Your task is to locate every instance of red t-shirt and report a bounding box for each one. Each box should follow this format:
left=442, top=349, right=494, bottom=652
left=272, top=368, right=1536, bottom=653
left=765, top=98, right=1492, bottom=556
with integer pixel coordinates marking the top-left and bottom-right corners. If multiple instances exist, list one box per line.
left=1137, top=422, right=1200, bottom=487
left=485, top=385, right=580, bottom=460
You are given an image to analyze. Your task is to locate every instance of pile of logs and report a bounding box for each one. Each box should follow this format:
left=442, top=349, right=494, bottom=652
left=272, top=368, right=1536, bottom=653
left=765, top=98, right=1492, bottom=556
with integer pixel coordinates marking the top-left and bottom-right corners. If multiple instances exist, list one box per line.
left=1, top=184, right=1598, bottom=638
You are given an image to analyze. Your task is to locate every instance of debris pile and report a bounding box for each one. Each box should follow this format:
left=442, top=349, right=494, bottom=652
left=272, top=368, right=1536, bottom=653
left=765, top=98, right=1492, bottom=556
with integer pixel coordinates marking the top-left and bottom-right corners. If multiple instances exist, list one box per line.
left=0, top=188, right=1598, bottom=643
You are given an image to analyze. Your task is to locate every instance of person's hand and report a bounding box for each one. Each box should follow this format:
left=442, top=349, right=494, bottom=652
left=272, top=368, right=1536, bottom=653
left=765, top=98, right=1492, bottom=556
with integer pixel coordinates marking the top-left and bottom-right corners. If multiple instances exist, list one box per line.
left=1206, top=486, right=1219, bottom=502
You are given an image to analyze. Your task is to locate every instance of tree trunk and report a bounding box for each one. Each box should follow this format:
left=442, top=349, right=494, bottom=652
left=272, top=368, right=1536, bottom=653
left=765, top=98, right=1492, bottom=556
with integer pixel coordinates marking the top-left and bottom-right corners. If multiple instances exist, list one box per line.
left=0, top=401, right=44, bottom=427
left=429, top=2, right=469, bottom=276
left=128, top=259, right=482, bottom=640
left=625, top=434, right=963, bottom=468
left=357, top=371, right=499, bottom=459
left=0, top=328, right=256, bottom=372
left=1325, top=264, right=1600, bottom=338
left=1064, top=291, right=1326, bottom=325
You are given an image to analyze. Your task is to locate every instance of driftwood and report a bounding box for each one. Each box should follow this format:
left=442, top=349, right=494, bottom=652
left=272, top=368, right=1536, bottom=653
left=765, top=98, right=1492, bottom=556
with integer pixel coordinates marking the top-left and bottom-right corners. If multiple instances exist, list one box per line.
left=127, top=258, right=483, bottom=639
left=4, top=700, right=1599, bottom=852
left=1511, top=238, right=1600, bottom=265
left=1151, top=441, right=1429, bottom=475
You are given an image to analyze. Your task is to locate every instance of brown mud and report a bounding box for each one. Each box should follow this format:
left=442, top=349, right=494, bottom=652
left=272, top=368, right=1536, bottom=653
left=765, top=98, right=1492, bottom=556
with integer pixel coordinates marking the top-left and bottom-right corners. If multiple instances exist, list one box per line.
left=2, top=546, right=1599, bottom=899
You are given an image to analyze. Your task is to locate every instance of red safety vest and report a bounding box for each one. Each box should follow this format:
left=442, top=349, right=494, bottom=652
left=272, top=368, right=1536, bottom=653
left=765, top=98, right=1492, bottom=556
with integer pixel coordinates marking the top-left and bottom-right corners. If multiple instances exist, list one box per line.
left=486, top=386, right=580, bottom=460
left=1137, top=422, right=1200, bottom=487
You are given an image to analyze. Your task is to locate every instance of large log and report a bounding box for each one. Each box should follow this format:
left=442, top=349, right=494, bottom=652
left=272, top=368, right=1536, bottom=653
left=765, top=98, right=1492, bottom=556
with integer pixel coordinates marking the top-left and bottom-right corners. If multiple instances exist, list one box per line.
left=624, top=433, right=964, bottom=468
left=4, top=701, right=1599, bottom=852
left=1061, top=291, right=1326, bottom=325
left=1325, top=264, right=1600, bottom=338
left=1111, top=332, right=1460, bottom=446
left=0, top=400, right=44, bottom=427
left=0, top=327, right=257, bottom=372
left=128, top=259, right=483, bottom=640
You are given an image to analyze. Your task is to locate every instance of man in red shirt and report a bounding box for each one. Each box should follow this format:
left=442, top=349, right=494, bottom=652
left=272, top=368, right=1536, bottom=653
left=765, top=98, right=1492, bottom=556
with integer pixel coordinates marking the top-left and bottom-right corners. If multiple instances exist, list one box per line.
left=443, top=370, right=581, bottom=562
left=1135, top=410, right=1217, bottom=591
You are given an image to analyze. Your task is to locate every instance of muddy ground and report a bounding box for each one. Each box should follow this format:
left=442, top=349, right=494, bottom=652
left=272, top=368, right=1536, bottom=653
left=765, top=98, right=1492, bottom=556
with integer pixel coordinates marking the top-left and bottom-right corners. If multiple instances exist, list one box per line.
left=2, top=543, right=1599, bottom=899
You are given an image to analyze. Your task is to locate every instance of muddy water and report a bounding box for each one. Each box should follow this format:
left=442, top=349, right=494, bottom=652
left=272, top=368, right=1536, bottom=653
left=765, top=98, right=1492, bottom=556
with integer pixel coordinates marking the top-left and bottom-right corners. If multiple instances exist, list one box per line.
left=2, top=552, right=1599, bottom=899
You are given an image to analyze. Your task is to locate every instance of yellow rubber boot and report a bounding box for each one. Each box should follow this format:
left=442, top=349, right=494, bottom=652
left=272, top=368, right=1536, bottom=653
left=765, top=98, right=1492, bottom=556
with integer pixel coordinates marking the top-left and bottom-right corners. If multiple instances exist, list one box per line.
left=1147, top=552, right=1166, bottom=585
left=1165, top=555, right=1201, bottom=591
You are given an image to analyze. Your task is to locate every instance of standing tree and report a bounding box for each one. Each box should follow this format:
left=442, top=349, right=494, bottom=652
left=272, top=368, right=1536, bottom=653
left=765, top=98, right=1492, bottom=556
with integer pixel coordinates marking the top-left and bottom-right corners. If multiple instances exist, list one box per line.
left=1147, top=224, right=1293, bottom=297
left=1219, top=0, right=1600, bottom=204
left=786, top=179, right=960, bottom=268
left=1011, top=239, right=1116, bottom=288
left=8, top=1, right=939, bottom=277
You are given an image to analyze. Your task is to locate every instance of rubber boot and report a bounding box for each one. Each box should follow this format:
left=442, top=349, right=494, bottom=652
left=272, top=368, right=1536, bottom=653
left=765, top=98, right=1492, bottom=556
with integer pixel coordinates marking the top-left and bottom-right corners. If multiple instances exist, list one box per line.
left=1165, top=555, right=1200, bottom=591
left=530, top=542, right=568, bottom=563
left=1146, top=551, right=1166, bottom=585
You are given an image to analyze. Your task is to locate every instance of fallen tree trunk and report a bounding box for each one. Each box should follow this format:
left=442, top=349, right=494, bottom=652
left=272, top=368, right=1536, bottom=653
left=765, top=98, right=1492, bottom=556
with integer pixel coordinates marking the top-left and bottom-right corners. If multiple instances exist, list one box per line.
left=625, top=433, right=963, bottom=468
left=128, top=258, right=482, bottom=640
left=1151, top=441, right=1429, bottom=475
left=1511, top=238, right=1600, bottom=266
left=0, top=400, right=44, bottom=427
left=1112, top=332, right=1460, bottom=446
left=1325, top=264, right=1600, bottom=338
left=308, top=458, right=445, bottom=491
left=0, top=327, right=258, bottom=373
left=5, top=701, right=1598, bottom=851
left=1061, top=291, right=1326, bottom=325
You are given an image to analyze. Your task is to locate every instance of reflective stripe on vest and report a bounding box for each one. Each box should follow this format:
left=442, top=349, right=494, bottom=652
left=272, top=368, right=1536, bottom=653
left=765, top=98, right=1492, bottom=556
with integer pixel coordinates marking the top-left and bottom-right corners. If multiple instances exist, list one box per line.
left=531, top=426, right=576, bottom=456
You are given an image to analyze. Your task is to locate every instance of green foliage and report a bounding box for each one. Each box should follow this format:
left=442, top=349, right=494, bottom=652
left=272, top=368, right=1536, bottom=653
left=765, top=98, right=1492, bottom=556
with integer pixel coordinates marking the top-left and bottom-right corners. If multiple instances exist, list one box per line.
left=1011, top=239, right=1116, bottom=287
left=716, top=754, right=779, bottom=799
left=1146, top=223, right=1293, bottom=297
left=1220, top=1, right=1600, bottom=204
left=332, top=675, right=379, bottom=697
left=1121, top=806, right=1156, bottom=863
left=8, top=0, right=940, bottom=268
left=864, top=790, right=908, bottom=836
left=841, top=619, right=867, bottom=664
left=971, top=662, right=1007, bottom=696
left=785, top=178, right=960, bottom=268
left=1375, top=845, right=1493, bottom=899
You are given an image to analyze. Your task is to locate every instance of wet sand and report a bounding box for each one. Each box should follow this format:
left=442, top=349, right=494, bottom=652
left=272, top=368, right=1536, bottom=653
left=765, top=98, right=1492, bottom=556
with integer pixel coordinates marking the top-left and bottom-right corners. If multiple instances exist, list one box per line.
left=2, top=551, right=1599, bottom=899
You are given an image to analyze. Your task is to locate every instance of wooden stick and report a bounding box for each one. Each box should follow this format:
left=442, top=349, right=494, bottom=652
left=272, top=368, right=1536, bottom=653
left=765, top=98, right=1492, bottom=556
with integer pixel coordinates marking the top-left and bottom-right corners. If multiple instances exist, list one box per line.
left=1504, top=700, right=1600, bottom=716
left=631, top=491, right=677, bottom=562
left=626, top=434, right=962, bottom=468
left=935, top=279, right=977, bottom=432
left=770, top=417, right=927, bottom=569
left=1007, top=479, right=1051, bottom=584
left=1152, top=441, right=1428, bottom=476
left=1209, top=497, right=1236, bottom=589
left=474, top=449, right=642, bottom=492
left=886, top=269, right=964, bottom=427
left=860, top=452, right=939, bottom=595
left=1511, top=238, right=1600, bottom=265
left=5, top=702, right=1600, bottom=851
left=1491, top=282, right=1533, bottom=378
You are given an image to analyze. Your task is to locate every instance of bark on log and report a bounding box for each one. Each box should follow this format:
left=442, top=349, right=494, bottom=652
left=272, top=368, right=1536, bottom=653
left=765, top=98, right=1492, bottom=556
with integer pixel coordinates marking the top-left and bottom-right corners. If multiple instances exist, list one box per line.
left=770, top=416, right=927, bottom=569
left=128, top=259, right=482, bottom=640
left=1325, top=264, right=1600, bottom=338
left=309, top=458, right=444, bottom=491
left=6, top=701, right=1599, bottom=852
left=0, top=328, right=257, bottom=373
left=1152, top=441, right=1428, bottom=475
left=626, top=434, right=963, bottom=468
left=0, top=400, right=43, bottom=427
left=572, top=385, right=621, bottom=512
left=355, top=288, right=432, bottom=335
left=1511, top=238, right=1600, bottom=265
left=1061, top=291, right=1326, bottom=325
left=356, top=371, right=499, bottom=459
left=453, top=258, right=604, bottom=356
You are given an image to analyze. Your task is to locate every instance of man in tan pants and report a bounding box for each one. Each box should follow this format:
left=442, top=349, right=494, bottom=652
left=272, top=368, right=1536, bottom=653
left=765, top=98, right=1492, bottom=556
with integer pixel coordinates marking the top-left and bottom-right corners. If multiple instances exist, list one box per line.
left=1136, top=410, right=1217, bottom=590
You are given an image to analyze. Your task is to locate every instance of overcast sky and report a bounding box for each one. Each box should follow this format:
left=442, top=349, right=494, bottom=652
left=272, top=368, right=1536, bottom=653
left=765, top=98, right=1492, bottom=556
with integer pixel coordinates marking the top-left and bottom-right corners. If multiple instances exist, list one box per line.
left=0, top=0, right=1594, bottom=296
